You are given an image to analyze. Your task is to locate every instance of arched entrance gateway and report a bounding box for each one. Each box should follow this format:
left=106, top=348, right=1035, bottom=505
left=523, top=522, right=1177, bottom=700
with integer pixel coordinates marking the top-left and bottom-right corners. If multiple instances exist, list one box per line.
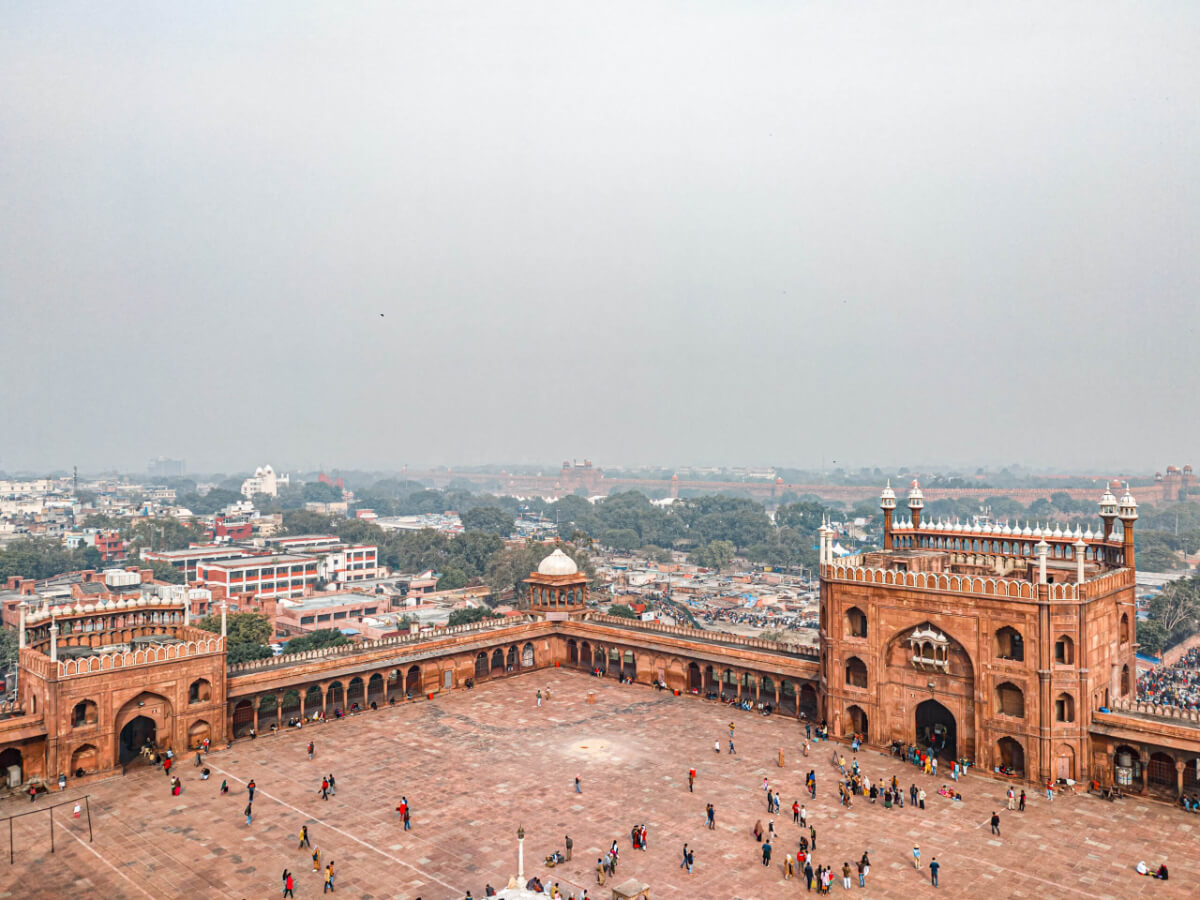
left=879, top=623, right=976, bottom=762
left=115, top=692, right=173, bottom=766
left=119, top=716, right=156, bottom=764
left=915, top=699, right=957, bottom=760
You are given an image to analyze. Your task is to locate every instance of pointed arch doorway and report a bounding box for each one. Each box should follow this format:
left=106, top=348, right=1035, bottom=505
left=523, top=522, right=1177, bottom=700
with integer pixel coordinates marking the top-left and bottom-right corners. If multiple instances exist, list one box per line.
left=915, top=698, right=957, bottom=760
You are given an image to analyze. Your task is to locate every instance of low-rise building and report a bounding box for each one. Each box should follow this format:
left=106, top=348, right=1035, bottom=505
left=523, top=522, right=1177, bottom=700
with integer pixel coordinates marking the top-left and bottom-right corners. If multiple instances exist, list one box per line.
left=195, top=554, right=319, bottom=600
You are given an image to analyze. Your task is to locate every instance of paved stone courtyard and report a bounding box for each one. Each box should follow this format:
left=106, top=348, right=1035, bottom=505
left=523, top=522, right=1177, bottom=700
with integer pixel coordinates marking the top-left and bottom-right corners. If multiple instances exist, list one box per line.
left=1, top=670, right=1195, bottom=898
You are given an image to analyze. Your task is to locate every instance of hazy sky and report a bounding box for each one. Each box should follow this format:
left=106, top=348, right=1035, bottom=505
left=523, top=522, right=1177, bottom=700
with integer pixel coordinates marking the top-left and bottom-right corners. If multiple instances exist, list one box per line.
left=3, top=2, right=1199, bottom=475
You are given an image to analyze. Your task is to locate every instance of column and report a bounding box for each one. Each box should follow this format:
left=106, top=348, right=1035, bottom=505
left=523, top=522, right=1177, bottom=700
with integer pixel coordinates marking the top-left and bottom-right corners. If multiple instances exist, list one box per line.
left=252, top=698, right=259, bottom=734
left=1177, top=760, right=1186, bottom=800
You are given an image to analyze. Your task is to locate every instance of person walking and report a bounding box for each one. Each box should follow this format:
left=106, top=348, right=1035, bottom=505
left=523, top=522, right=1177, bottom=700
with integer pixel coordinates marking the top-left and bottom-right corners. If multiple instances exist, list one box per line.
left=912, top=844, right=921, bottom=869
left=918, top=787, right=926, bottom=810
left=714, top=740, right=721, bottom=754
left=856, top=858, right=866, bottom=888
left=595, top=858, right=606, bottom=886
left=706, top=803, right=715, bottom=829
left=307, top=741, right=315, bottom=760
left=283, top=870, right=295, bottom=898
left=319, top=777, right=329, bottom=800
left=575, top=776, right=582, bottom=794
left=685, top=847, right=694, bottom=874
left=680, top=843, right=689, bottom=869
left=1046, top=781, right=1054, bottom=801
left=930, top=856, right=940, bottom=887
left=729, top=738, right=736, bottom=755
left=299, top=825, right=310, bottom=849
left=990, top=811, right=1001, bottom=836
left=1019, top=790, right=1027, bottom=812
left=247, top=779, right=256, bottom=802
left=537, top=689, right=543, bottom=708
left=860, top=852, right=870, bottom=886
left=312, top=848, right=321, bottom=872
left=565, top=835, right=573, bottom=861
left=220, top=779, right=229, bottom=794
left=323, top=862, right=335, bottom=893
left=793, top=801, right=800, bottom=824
left=842, top=861, right=852, bottom=890
left=1006, top=787, right=1016, bottom=810
left=73, top=802, right=81, bottom=819
left=688, top=768, right=695, bottom=792
left=245, top=802, right=253, bottom=825
left=403, top=803, right=412, bottom=831
left=804, top=860, right=814, bottom=891
left=810, top=825, right=817, bottom=850
left=762, top=839, right=772, bottom=868
left=328, top=773, right=337, bottom=796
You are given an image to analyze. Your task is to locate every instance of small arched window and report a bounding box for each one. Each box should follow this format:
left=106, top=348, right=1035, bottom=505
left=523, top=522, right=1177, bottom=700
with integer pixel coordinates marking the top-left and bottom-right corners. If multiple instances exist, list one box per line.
left=72, top=700, right=98, bottom=727
left=1119, top=612, right=1130, bottom=645
left=846, top=607, right=867, bottom=639
left=1055, top=692, right=1075, bottom=723
left=1054, top=635, right=1074, bottom=665
left=996, top=682, right=1025, bottom=718
left=844, top=656, right=868, bottom=689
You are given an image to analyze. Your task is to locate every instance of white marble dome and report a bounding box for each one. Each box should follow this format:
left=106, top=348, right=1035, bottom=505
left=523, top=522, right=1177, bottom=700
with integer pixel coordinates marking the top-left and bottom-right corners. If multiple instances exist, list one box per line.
left=537, top=548, right=579, bottom=576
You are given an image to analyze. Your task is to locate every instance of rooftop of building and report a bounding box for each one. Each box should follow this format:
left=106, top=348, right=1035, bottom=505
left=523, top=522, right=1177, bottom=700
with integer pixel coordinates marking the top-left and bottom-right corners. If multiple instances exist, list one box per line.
left=278, top=591, right=379, bottom=612
left=200, top=554, right=316, bottom=569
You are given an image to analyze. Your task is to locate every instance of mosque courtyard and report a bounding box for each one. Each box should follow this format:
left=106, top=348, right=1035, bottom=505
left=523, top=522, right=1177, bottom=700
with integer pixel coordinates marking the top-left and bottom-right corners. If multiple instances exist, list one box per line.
left=1, top=670, right=1195, bottom=899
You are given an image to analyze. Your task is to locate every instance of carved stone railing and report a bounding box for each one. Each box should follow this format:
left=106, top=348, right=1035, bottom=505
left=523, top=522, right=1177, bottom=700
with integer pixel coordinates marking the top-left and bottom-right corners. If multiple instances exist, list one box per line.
left=227, top=616, right=535, bottom=675
left=57, top=636, right=225, bottom=678
left=1108, top=696, right=1200, bottom=725
left=821, top=562, right=1134, bottom=603
left=584, top=613, right=820, bottom=660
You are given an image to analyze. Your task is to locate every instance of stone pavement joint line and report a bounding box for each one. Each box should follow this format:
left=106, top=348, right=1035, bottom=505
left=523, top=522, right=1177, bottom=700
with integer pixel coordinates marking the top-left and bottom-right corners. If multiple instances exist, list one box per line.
left=0, top=671, right=1196, bottom=898
left=206, top=763, right=464, bottom=896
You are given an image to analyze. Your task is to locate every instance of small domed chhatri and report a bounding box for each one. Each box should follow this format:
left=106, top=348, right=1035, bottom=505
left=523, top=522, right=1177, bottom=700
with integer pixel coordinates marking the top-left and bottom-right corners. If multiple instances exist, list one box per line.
left=537, top=548, right=579, bottom=577
left=526, top=547, right=589, bottom=621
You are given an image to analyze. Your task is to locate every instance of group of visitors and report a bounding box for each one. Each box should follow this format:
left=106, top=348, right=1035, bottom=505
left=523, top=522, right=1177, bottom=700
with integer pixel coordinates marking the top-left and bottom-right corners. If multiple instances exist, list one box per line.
left=1138, top=648, right=1200, bottom=710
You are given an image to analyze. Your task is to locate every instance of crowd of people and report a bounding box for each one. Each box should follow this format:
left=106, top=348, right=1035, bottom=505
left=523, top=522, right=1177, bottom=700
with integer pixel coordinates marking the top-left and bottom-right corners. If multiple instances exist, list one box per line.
left=1138, top=647, right=1200, bottom=710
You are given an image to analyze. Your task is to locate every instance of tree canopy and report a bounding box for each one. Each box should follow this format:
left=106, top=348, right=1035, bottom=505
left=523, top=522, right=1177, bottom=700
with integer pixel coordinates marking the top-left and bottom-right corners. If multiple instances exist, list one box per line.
left=283, top=628, right=351, bottom=653
left=447, top=606, right=501, bottom=626
left=195, top=611, right=273, bottom=664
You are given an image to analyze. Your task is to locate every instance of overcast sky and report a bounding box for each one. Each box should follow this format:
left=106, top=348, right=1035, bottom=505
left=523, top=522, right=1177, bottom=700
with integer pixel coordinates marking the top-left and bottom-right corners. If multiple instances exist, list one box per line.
left=3, top=2, right=1198, bottom=475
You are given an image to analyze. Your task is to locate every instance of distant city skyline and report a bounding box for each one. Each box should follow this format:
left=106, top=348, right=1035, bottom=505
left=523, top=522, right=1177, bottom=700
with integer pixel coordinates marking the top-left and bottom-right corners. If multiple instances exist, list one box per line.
left=3, top=3, right=1198, bottom=473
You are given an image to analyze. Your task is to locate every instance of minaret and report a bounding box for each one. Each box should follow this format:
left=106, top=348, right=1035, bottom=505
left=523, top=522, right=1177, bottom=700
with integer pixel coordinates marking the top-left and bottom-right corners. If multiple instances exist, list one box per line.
left=49, top=618, right=59, bottom=663
left=1074, top=538, right=1087, bottom=584
left=907, top=480, right=924, bottom=529
left=1117, top=483, right=1138, bottom=569
left=1036, top=540, right=1049, bottom=585
left=880, top=481, right=897, bottom=550
left=18, top=601, right=27, bottom=650
left=1098, top=483, right=1117, bottom=541
left=220, top=599, right=228, bottom=638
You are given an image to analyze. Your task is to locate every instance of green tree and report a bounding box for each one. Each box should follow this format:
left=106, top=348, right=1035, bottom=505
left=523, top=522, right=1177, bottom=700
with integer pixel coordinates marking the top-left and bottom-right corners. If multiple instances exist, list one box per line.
left=461, top=506, right=515, bottom=536
left=606, top=603, right=638, bottom=619
left=146, top=560, right=184, bottom=584
left=282, top=509, right=335, bottom=535
left=284, top=628, right=351, bottom=653
left=600, top=528, right=641, bottom=552
left=1148, top=579, right=1200, bottom=641
left=690, top=539, right=735, bottom=571
left=437, top=567, right=469, bottom=591
left=447, top=606, right=501, bottom=626
left=0, top=626, right=18, bottom=672
left=196, top=612, right=273, bottom=664
left=302, top=481, right=343, bottom=503
left=1135, top=618, right=1168, bottom=656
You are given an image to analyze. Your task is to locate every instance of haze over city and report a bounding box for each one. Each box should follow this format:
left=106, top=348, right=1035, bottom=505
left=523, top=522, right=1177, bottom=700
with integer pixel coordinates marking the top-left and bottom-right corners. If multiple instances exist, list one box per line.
left=3, top=2, right=1199, bottom=474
